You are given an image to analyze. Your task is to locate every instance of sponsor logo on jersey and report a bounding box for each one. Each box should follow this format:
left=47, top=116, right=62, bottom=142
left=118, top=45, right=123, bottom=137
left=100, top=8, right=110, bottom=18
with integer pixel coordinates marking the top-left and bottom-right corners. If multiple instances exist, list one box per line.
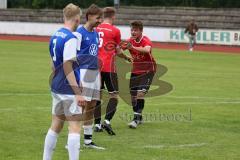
left=89, top=44, right=98, bottom=56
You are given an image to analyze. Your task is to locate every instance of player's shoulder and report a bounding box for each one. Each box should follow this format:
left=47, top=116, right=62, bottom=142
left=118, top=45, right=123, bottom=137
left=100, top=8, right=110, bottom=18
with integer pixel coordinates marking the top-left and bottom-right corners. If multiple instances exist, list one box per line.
left=52, top=28, right=75, bottom=40
left=142, top=36, right=152, bottom=44
left=142, top=35, right=151, bottom=41
left=111, top=24, right=120, bottom=30
left=73, top=31, right=82, bottom=40
left=76, top=25, right=85, bottom=33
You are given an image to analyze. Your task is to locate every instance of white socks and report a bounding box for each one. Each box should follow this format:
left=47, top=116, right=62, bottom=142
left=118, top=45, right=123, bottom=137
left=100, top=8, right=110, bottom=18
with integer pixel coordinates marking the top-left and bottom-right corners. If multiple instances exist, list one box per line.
left=43, top=129, right=58, bottom=160
left=43, top=130, right=81, bottom=160
left=68, top=133, right=80, bottom=160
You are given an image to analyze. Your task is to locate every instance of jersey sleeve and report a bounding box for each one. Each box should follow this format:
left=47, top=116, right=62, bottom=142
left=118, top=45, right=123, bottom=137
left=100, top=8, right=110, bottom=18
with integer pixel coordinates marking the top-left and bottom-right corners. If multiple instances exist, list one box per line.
left=63, top=38, right=77, bottom=61
left=142, top=37, right=152, bottom=48
left=73, top=32, right=82, bottom=51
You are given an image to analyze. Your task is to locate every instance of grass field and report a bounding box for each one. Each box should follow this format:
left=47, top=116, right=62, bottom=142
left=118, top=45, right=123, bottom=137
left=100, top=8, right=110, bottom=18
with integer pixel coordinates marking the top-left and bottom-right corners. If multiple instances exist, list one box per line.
left=0, top=39, right=240, bottom=160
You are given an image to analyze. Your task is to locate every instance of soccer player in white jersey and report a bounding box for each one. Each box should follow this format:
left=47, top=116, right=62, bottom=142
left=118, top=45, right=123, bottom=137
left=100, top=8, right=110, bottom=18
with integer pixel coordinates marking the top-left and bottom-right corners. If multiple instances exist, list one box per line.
left=75, top=4, right=105, bottom=149
left=43, top=3, right=85, bottom=160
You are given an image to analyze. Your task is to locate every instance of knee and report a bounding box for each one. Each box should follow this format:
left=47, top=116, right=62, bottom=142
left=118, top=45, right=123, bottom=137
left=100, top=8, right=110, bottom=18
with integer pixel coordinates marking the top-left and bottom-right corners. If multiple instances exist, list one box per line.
left=85, top=103, right=95, bottom=111
left=50, top=116, right=65, bottom=133
left=109, top=93, right=118, bottom=99
left=68, top=122, right=81, bottom=133
left=137, top=91, right=145, bottom=99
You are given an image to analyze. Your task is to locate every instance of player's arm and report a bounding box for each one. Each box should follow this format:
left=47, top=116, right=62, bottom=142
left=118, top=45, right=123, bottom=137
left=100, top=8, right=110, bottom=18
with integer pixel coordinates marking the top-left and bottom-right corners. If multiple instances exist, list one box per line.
left=116, top=47, right=133, bottom=63
left=130, top=45, right=151, bottom=54
left=63, top=60, right=79, bottom=93
left=115, top=30, right=133, bottom=62
left=51, top=60, right=55, bottom=72
left=63, top=38, right=86, bottom=106
left=120, top=40, right=151, bottom=54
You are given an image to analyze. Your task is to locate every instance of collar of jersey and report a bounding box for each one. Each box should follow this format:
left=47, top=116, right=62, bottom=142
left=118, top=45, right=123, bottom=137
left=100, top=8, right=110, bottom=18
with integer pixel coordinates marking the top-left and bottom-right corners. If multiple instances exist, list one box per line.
left=134, top=36, right=144, bottom=43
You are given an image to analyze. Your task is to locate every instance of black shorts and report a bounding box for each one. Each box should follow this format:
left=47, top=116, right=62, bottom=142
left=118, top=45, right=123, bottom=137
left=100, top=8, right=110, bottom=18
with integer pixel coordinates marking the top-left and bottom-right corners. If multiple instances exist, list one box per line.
left=129, top=72, right=155, bottom=94
left=101, top=72, right=119, bottom=93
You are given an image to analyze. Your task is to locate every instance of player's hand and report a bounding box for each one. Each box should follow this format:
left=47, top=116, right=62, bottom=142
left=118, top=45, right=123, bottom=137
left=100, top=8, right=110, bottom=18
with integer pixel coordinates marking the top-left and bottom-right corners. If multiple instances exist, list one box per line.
left=76, top=95, right=87, bottom=107
left=120, top=41, right=132, bottom=50
left=126, top=56, right=133, bottom=63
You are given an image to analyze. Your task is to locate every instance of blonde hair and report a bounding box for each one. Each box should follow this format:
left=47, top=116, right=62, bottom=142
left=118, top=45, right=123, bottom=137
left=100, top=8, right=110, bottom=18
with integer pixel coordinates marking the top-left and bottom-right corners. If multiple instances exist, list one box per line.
left=63, top=3, right=82, bottom=21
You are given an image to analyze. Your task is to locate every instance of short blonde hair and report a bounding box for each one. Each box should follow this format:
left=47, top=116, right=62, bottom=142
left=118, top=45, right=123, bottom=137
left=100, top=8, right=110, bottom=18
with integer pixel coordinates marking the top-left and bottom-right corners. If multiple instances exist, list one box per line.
left=63, top=3, right=82, bottom=21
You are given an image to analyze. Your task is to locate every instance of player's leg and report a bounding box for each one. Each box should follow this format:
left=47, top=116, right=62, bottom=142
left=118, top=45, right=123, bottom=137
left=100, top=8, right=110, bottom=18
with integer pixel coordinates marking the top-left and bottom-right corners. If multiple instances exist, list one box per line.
left=66, top=119, right=81, bottom=160
left=137, top=72, right=155, bottom=122
left=193, top=35, right=196, bottom=48
left=129, top=72, right=155, bottom=129
left=43, top=93, right=65, bottom=160
left=64, top=96, right=83, bottom=160
left=129, top=90, right=145, bottom=129
left=94, top=99, right=102, bottom=132
left=128, top=73, right=140, bottom=128
left=101, top=72, right=119, bottom=135
left=43, top=115, right=65, bottom=160
left=94, top=72, right=105, bottom=132
left=82, top=69, right=104, bottom=149
left=83, top=100, right=105, bottom=149
left=189, top=35, right=194, bottom=51
left=83, top=100, right=95, bottom=145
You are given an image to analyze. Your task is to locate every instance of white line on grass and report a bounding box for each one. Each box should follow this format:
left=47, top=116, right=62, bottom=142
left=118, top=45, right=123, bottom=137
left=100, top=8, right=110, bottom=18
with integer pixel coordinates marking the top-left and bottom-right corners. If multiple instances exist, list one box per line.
left=163, top=95, right=240, bottom=101
left=118, top=101, right=240, bottom=107
left=149, top=101, right=240, bottom=105
left=0, top=93, right=49, bottom=96
left=1, top=93, right=240, bottom=101
left=143, top=143, right=207, bottom=149
left=0, top=106, right=49, bottom=111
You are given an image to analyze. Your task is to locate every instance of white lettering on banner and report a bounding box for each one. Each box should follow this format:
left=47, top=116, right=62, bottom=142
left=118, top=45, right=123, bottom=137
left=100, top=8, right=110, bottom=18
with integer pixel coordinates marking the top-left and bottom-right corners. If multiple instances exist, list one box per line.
left=168, top=29, right=238, bottom=45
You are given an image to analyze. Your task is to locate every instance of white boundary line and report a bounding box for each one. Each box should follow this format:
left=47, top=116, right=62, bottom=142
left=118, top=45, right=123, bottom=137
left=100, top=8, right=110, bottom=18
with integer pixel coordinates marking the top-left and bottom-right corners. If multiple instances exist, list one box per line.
left=143, top=143, right=207, bottom=149
left=1, top=93, right=240, bottom=101
left=149, top=101, right=240, bottom=105
left=0, top=93, right=49, bottom=96
left=164, top=95, right=240, bottom=101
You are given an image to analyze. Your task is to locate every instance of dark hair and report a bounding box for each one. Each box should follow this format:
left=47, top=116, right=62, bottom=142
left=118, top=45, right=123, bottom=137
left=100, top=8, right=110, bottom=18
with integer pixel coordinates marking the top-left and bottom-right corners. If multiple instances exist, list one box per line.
left=86, top=4, right=103, bottom=21
left=130, top=21, right=143, bottom=31
left=103, top=7, right=116, bottom=18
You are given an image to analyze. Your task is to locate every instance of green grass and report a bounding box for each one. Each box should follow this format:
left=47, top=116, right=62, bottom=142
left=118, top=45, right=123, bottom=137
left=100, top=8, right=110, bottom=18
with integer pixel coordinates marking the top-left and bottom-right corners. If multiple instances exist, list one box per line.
left=0, top=40, right=240, bottom=160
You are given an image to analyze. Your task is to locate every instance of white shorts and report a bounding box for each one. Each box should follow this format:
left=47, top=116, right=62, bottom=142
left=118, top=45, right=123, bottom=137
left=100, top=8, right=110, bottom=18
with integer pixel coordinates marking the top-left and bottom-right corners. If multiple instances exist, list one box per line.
left=79, top=69, right=100, bottom=101
left=51, top=92, right=82, bottom=116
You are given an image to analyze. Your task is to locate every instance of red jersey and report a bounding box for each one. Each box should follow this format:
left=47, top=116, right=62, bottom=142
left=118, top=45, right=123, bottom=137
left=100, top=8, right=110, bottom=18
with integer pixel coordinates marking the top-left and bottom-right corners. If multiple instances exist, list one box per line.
left=128, top=36, right=156, bottom=74
left=96, top=23, right=121, bottom=73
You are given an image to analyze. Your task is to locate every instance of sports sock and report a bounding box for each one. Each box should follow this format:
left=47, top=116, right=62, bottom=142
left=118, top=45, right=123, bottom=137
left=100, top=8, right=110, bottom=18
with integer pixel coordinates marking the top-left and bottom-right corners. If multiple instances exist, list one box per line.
left=137, top=99, right=145, bottom=113
left=68, top=133, right=80, bottom=160
left=43, top=129, right=58, bottom=160
left=83, top=125, right=93, bottom=144
left=94, top=101, right=101, bottom=124
left=105, top=98, right=118, bottom=121
left=133, top=99, right=140, bottom=113
left=133, top=112, right=142, bottom=122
